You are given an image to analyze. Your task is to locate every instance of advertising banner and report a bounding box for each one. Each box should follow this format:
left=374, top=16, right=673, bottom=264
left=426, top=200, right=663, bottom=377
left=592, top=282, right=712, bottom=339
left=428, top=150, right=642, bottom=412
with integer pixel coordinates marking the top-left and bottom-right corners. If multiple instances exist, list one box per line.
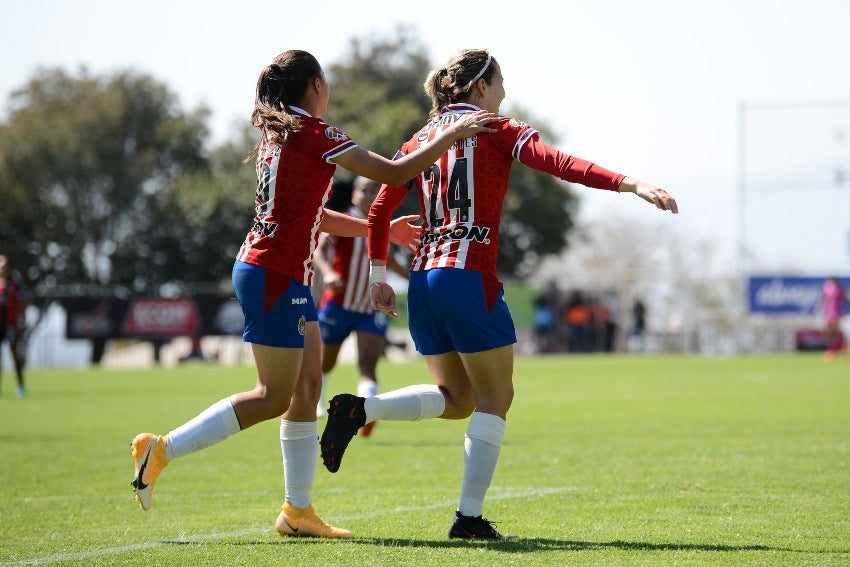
left=748, top=276, right=850, bottom=315
left=61, top=295, right=244, bottom=339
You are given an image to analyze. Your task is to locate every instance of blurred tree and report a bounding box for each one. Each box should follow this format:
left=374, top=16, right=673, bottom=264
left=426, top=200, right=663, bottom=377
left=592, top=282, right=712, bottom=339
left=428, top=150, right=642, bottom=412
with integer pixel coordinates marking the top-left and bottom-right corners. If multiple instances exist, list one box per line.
left=325, top=24, right=431, bottom=160
left=112, top=126, right=256, bottom=293
left=325, top=28, right=578, bottom=278
left=0, top=67, right=253, bottom=296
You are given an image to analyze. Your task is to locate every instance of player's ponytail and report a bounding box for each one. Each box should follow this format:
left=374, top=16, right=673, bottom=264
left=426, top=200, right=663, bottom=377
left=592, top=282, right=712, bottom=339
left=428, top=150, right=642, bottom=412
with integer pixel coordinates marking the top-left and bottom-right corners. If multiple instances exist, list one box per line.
left=246, top=50, right=322, bottom=160
left=424, top=67, right=452, bottom=119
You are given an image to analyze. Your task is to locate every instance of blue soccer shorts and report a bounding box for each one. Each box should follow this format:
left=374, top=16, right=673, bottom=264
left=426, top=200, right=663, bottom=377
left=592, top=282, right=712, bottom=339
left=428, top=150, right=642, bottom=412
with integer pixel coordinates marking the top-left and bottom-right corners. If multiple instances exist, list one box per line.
left=232, top=260, right=317, bottom=348
left=318, top=298, right=389, bottom=345
left=407, top=268, right=516, bottom=355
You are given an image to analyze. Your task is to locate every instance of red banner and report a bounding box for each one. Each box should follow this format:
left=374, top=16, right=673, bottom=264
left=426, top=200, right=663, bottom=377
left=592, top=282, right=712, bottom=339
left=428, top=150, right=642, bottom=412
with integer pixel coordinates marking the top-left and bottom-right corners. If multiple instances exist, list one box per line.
left=122, top=297, right=201, bottom=337
left=61, top=295, right=242, bottom=339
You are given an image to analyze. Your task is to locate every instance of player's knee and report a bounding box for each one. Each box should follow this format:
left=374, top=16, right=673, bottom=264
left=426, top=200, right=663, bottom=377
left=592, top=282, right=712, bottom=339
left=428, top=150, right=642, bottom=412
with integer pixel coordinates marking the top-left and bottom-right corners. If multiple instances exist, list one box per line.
left=252, top=388, right=291, bottom=419
left=474, top=387, right=514, bottom=417
left=441, top=390, right=476, bottom=419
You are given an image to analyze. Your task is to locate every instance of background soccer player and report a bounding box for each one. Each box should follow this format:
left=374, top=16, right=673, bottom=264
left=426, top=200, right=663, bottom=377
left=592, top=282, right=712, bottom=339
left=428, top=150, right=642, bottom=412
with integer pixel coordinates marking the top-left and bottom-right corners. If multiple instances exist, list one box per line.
left=821, top=276, right=847, bottom=362
left=313, top=176, right=409, bottom=437
left=0, top=254, right=27, bottom=399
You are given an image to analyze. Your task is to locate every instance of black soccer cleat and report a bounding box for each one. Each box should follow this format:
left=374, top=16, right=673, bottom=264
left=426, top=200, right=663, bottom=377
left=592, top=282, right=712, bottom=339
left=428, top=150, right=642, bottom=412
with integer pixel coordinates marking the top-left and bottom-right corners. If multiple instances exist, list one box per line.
left=448, top=511, right=516, bottom=540
left=320, top=394, right=366, bottom=473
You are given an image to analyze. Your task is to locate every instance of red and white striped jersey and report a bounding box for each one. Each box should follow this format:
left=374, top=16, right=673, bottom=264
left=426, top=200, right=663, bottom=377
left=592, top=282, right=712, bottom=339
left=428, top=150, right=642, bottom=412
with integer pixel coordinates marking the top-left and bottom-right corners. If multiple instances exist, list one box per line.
left=369, top=103, right=624, bottom=290
left=236, top=107, right=358, bottom=285
left=319, top=206, right=373, bottom=314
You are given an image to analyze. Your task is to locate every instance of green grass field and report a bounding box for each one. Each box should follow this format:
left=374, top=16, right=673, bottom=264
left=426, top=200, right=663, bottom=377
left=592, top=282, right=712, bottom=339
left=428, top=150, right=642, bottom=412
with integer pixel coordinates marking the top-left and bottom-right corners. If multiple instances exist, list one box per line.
left=1, top=354, right=848, bottom=566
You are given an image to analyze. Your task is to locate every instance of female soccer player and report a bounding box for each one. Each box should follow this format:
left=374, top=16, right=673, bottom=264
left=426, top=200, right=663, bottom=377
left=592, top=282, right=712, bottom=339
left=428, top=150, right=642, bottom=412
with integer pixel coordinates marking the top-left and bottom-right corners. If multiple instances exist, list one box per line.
left=0, top=254, right=27, bottom=398
left=130, top=49, right=496, bottom=538
left=821, top=276, right=847, bottom=362
left=320, top=48, right=678, bottom=540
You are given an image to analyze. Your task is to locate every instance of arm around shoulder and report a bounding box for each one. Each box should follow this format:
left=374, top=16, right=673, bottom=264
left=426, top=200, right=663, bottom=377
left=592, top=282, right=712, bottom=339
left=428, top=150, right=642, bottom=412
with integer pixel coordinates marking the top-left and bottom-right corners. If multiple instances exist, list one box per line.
left=332, top=111, right=498, bottom=187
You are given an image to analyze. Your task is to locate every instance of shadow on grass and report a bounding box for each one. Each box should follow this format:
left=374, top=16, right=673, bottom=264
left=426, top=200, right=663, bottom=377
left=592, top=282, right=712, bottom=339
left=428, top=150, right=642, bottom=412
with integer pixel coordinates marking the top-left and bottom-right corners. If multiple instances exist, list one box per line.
left=166, top=537, right=846, bottom=555
left=350, top=538, right=775, bottom=553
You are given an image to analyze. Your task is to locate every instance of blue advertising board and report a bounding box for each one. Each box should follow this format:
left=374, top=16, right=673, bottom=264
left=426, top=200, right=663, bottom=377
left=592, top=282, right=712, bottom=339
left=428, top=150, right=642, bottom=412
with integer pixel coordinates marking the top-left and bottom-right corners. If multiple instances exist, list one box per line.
left=748, top=276, right=850, bottom=315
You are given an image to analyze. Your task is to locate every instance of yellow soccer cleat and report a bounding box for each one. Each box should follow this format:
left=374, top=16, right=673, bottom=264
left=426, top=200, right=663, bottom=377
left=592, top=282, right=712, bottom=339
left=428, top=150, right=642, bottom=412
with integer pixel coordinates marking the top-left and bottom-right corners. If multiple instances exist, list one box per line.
left=130, top=433, right=168, bottom=510
left=274, top=503, right=352, bottom=538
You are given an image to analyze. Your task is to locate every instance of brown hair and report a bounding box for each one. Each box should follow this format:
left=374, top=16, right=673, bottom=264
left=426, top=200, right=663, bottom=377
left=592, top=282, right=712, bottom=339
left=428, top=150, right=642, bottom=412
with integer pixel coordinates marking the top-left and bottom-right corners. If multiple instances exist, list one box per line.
left=424, top=49, right=495, bottom=119
left=246, top=50, right=324, bottom=159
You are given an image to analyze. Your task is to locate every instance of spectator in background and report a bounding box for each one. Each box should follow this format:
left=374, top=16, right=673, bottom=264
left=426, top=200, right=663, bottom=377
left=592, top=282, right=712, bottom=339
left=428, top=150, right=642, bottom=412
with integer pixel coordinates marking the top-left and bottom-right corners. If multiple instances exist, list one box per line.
left=591, top=297, right=616, bottom=352
left=532, top=293, right=556, bottom=353
left=821, top=276, right=847, bottom=363
left=631, top=298, right=647, bottom=353
left=0, top=255, right=27, bottom=398
left=565, top=291, right=592, bottom=352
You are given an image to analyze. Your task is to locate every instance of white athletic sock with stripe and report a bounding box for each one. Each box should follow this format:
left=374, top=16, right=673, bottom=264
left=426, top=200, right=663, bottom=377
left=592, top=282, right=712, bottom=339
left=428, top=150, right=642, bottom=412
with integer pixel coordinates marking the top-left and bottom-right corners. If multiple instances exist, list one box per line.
left=363, top=384, right=445, bottom=422
left=458, top=412, right=506, bottom=517
left=280, top=420, right=318, bottom=509
left=165, top=398, right=241, bottom=460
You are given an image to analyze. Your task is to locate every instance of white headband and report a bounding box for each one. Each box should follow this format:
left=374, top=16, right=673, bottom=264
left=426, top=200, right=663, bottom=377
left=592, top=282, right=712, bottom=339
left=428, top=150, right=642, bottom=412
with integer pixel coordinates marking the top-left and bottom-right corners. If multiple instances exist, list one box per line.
left=462, top=54, right=492, bottom=92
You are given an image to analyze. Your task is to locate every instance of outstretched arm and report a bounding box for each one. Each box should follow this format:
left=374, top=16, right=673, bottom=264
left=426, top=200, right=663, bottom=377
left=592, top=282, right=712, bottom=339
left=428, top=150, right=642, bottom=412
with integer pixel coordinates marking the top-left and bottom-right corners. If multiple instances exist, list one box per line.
left=518, top=134, right=678, bottom=213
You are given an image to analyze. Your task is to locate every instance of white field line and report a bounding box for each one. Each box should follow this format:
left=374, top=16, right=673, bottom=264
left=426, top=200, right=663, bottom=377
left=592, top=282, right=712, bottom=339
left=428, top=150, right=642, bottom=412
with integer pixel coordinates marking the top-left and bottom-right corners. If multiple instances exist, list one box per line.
left=0, top=486, right=577, bottom=566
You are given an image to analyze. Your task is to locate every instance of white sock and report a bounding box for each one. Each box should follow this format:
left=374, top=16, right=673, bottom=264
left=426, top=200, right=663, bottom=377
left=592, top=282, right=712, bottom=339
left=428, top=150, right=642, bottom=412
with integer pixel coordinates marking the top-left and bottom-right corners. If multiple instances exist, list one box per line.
left=166, top=398, right=241, bottom=460
left=280, top=420, right=318, bottom=509
left=363, top=384, right=445, bottom=422
left=458, top=412, right=506, bottom=517
left=317, top=373, right=328, bottom=417
left=357, top=380, right=378, bottom=399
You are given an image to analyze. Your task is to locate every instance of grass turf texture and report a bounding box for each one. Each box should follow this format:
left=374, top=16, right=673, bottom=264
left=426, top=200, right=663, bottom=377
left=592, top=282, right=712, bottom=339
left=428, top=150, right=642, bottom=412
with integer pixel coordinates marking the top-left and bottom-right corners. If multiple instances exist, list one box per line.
left=0, top=354, right=848, bottom=566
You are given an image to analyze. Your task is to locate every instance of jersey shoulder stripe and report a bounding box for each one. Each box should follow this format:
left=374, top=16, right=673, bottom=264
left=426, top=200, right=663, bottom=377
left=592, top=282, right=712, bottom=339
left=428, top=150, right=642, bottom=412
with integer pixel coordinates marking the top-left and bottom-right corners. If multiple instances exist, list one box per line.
left=294, top=115, right=359, bottom=162
left=492, top=117, right=537, bottom=159
left=323, top=140, right=358, bottom=162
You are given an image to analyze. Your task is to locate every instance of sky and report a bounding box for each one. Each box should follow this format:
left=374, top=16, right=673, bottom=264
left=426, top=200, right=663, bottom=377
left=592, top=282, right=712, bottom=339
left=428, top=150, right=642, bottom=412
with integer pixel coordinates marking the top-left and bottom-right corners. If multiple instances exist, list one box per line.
left=2, top=0, right=849, bottom=277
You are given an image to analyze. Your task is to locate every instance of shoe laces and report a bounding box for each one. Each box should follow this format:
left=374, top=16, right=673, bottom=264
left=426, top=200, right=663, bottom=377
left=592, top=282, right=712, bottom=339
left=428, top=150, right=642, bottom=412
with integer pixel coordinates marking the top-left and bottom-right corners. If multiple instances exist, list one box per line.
left=453, top=514, right=503, bottom=539
left=478, top=517, right=502, bottom=538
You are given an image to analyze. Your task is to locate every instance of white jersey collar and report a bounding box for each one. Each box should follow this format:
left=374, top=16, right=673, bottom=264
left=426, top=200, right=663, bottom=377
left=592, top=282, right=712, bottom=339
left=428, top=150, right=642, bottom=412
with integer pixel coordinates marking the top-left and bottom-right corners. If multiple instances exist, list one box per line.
left=442, top=103, right=482, bottom=114
left=288, top=105, right=311, bottom=117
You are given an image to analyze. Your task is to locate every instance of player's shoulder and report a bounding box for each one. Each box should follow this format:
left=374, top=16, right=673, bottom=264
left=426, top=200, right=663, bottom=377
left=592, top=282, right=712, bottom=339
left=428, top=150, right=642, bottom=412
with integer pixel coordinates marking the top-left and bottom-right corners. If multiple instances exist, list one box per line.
left=494, top=115, right=535, bottom=133
left=301, top=116, right=352, bottom=144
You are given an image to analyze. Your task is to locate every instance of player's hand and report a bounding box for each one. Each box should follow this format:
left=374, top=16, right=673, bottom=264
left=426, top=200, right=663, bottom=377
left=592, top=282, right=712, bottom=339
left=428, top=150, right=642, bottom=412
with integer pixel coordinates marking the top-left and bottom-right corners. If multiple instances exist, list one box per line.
left=370, top=282, right=398, bottom=318
left=622, top=178, right=678, bottom=213
left=389, top=215, right=422, bottom=252
left=449, top=110, right=498, bottom=139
